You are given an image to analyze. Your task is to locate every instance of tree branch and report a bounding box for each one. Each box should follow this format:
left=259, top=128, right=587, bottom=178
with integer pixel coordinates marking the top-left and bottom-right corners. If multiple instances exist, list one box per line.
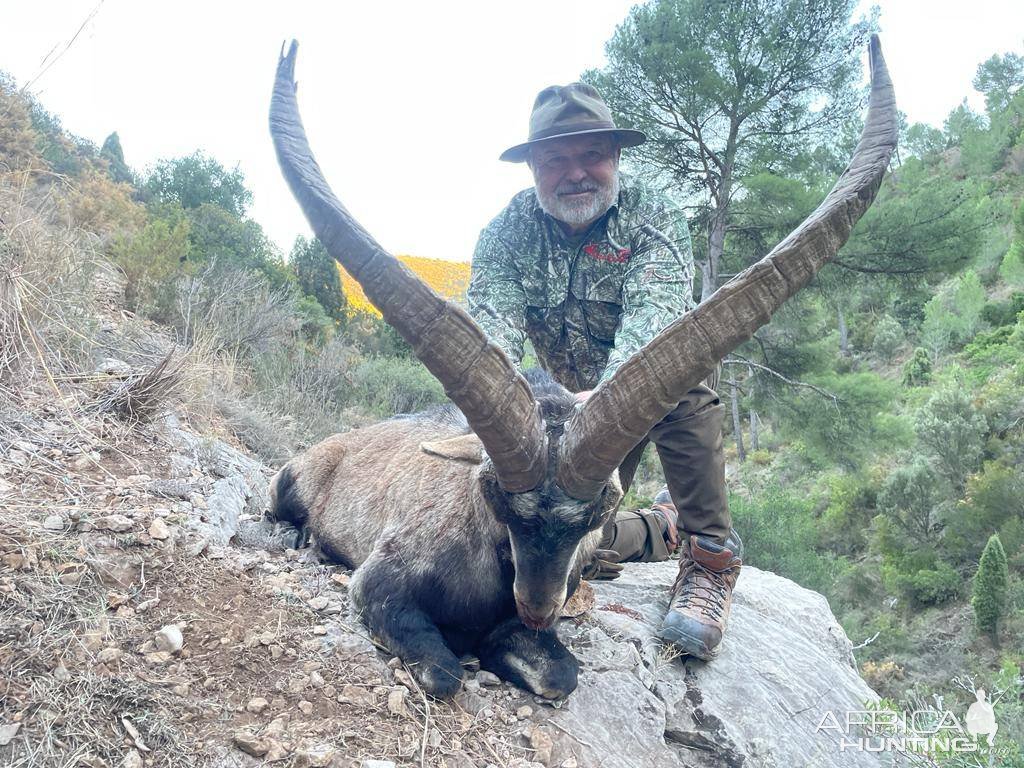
left=722, top=355, right=840, bottom=407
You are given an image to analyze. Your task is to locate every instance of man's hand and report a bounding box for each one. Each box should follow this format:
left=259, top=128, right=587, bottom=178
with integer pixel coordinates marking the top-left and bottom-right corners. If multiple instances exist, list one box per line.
left=582, top=548, right=624, bottom=581
left=574, top=390, right=593, bottom=404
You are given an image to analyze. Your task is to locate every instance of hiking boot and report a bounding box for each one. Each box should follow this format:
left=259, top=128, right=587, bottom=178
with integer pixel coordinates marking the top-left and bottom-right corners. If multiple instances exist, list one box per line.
left=651, top=488, right=680, bottom=554
left=659, top=530, right=743, bottom=660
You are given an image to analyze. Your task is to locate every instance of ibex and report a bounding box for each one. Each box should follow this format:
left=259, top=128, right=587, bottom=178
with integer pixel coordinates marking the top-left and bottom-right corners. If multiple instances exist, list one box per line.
left=268, top=37, right=896, bottom=699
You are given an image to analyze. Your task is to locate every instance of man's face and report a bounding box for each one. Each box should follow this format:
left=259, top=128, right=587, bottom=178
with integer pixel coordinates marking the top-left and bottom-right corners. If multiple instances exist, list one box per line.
left=529, top=134, right=620, bottom=232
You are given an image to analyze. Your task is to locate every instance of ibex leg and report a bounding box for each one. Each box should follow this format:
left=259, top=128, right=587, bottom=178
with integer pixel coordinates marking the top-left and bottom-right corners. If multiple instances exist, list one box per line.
left=354, top=566, right=464, bottom=698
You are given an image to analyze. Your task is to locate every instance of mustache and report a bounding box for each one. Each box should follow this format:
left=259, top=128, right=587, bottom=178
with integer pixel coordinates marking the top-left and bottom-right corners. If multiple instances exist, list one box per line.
left=556, top=180, right=600, bottom=195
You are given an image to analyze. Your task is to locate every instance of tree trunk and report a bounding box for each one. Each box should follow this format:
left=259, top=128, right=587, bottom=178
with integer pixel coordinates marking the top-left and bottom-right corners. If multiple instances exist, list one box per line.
left=838, top=307, right=850, bottom=357
left=729, top=375, right=745, bottom=463
left=702, top=204, right=728, bottom=301
left=746, top=365, right=759, bottom=452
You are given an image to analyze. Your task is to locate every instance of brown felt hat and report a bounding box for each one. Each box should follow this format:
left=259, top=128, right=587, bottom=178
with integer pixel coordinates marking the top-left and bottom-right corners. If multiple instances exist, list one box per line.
left=499, top=82, right=646, bottom=163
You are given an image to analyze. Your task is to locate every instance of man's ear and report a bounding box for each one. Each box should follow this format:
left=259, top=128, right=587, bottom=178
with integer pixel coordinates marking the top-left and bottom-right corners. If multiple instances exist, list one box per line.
left=421, top=433, right=485, bottom=463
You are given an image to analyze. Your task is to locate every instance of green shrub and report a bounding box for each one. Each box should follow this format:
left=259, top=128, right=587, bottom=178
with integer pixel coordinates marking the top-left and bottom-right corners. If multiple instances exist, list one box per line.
left=820, top=471, right=878, bottom=553
left=142, top=151, right=252, bottom=216
left=28, top=99, right=97, bottom=177
left=107, top=212, right=191, bottom=317
left=871, top=315, right=904, bottom=361
left=921, top=269, right=986, bottom=354
left=840, top=610, right=911, bottom=662
left=100, top=132, right=134, bottom=185
left=981, top=292, right=1024, bottom=327
left=727, top=485, right=839, bottom=596
left=185, top=203, right=293, bottom=291
left=290, top=236, right=346, bottom=325
left=344, top=312, right=413, bottom=357
left=878, top=458, right=946, bottom=543
left=295, top=295, right=335, bottom=345
left=1000, top=204, right=1024, bottom=287
left=914, top=383, right=987, bottom=490
left=349, top=357, right=446, bottom=418
left=943, top=460, right=1024, bottom=566
left=894, top=563, right=961, bottom=606
left=902, top=347, right=932, bottom=386
left=776, top=371, right=907, bottom=470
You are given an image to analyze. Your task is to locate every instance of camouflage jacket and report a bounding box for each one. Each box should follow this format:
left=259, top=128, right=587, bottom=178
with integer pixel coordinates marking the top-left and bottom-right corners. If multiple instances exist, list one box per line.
left=467, top=177, right=696, bottom=392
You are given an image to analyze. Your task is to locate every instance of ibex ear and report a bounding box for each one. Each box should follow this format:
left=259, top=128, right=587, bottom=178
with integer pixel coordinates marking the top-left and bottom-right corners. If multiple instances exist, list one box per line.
left=421, top=433, right=485, bottom=464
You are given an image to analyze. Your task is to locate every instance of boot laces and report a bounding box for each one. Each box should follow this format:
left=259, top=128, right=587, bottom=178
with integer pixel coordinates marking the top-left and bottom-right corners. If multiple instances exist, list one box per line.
left=674, top=559, right=728, bottom=620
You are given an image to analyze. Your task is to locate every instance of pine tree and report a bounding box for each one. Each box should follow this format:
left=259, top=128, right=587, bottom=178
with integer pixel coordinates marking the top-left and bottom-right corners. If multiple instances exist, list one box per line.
left=585, top=0, right=872, bottom=299
left=100, top=132, right=134, bottom=184
left=290, top=236, right=346, bottom=325
left=1000, top=204, right=1024, bottom=288
left=972, top=534, right=1009, bottom=641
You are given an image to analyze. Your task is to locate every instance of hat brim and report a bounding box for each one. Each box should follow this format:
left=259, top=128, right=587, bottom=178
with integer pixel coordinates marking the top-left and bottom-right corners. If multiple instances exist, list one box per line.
left=499, top=128, right=647, bottom=163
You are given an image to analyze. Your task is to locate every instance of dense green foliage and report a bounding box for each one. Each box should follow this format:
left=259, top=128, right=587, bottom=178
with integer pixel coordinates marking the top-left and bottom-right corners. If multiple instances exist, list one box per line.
left=99, top=132, right=134, bottom=185
left=141, top=150, right=252, bottom=216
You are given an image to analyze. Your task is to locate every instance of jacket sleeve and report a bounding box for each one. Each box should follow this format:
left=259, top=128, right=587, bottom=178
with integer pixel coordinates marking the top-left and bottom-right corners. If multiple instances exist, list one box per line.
left=596, top=200, right=696, bottom=387
left=466, top=226, right=528, bottom=368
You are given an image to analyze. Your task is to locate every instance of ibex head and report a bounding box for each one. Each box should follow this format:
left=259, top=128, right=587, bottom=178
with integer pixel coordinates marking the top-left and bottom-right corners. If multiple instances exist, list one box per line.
left=269, top=38, right=896, bottom=630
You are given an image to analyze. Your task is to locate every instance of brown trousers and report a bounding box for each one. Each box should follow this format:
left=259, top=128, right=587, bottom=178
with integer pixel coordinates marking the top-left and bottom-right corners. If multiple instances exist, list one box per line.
left=600, top=383, right=731, bottom=562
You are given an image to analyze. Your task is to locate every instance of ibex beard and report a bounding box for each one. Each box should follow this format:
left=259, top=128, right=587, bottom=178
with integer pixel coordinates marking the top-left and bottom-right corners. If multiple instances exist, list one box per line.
left=270, top=370, right=621, bottom=699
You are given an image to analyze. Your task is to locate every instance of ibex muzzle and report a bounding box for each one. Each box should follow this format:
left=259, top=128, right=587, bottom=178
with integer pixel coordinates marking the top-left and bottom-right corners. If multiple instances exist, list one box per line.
left=268, top=37, right=896, bottom=699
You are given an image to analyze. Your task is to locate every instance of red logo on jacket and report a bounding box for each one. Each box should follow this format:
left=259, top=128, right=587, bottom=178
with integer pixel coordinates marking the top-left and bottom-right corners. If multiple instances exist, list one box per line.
left=583, top=243, right=631, bottom=263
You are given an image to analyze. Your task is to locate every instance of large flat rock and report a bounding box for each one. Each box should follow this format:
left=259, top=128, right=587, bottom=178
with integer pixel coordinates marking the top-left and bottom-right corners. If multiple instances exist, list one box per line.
left=537, top=561, right=895, bottom=768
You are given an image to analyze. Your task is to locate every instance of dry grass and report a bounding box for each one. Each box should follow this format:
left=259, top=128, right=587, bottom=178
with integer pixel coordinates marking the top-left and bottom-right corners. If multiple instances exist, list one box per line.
left=0, top=243, right=31, bottom=382
left=90, top=352, right=184, bottom=426
left=0, top=171, right=105, bottom=383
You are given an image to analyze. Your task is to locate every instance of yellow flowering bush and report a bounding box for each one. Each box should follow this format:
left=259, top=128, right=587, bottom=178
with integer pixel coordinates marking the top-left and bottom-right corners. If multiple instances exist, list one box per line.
left=338, top=255, right=470, bottom=318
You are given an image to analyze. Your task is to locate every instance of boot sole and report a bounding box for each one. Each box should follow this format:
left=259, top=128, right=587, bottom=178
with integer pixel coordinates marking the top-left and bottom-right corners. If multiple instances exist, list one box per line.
left=658, top=621, right=720, bottom=661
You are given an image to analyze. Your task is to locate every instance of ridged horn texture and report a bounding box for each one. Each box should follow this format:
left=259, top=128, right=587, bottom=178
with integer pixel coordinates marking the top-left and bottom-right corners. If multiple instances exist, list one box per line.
left=558, top=35, right=897, bottom=500
left=269, top=41, right=547, bottom=492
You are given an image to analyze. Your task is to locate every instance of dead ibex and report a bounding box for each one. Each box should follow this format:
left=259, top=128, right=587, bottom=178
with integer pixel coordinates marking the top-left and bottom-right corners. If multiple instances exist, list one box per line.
left=267, top=37, right=896, bottom=699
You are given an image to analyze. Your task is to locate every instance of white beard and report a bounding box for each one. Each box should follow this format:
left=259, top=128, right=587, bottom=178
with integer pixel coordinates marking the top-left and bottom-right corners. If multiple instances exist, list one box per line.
left=536, top=173, right=619, bottom=229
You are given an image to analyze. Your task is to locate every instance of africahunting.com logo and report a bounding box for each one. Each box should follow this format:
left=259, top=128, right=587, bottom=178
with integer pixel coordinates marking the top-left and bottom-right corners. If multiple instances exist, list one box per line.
left=816, top=688, right=998, bottom=755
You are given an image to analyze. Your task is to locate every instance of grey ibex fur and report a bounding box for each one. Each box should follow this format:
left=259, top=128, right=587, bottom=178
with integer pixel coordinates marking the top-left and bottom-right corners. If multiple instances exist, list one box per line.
left=267, top=37, right=897, bottom=699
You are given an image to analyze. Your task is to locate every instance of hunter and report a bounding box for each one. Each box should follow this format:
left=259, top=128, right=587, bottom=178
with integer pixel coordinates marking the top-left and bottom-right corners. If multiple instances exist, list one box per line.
left=467, top=82, right=744, bottom=660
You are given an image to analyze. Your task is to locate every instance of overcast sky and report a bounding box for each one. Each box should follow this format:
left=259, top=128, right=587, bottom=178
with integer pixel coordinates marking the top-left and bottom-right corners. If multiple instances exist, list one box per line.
left=2, top=1, right=1022, bottom=262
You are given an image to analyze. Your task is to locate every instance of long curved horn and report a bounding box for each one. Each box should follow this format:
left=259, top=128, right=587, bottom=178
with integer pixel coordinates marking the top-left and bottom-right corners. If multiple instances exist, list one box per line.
left=270, top=41, right=546, bottom=492
left=558, top=35, right=897, bottom=499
